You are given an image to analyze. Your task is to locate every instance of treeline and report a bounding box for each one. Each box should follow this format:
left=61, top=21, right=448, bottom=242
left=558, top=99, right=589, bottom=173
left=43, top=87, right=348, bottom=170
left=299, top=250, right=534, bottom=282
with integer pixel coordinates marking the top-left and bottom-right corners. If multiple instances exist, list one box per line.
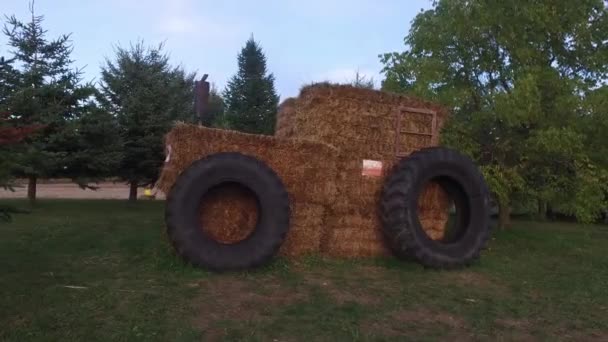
left=0, top=4, right=279, bottom=203
left=381, top=0, right=608, bottom=227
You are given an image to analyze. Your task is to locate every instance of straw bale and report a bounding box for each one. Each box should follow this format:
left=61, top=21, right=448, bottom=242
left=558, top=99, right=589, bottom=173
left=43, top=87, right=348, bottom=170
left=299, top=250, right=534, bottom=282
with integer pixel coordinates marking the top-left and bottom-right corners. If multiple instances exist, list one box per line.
left=285, top=84, right=449, bottom=158
left=199, top=186, right=327, bottom=255
left=322, top=202, right=448, bottom=258
left=279, top=202, right=326, bottom=256
left=160, top=84, right=453, bottom=260
left=330, top=156, right=449, bottom=234
left=157, top=124, right=339, bottom=256
left=331, top=157, right=396, bottom=214
left=417, top=182, right=450, bottom=240
left=199, top=183, right=259, bottom=244
left=322, top=215, right=392, bottom=257
left=275, top=97, right=298, bottom=138
left=275, top=84, right=452, bottom=255
left=157, top=123, right=339, bottom=207
left=199, top=188, right=326, bottom=255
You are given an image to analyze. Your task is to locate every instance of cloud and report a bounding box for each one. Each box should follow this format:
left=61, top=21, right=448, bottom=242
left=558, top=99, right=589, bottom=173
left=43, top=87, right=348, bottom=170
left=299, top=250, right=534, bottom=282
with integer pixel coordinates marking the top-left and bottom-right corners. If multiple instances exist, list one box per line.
left=280, top=0, right=390, bottom=19
left=155, top=0, right=243, bottom=41
left=159, top=16, right=197, bottom=34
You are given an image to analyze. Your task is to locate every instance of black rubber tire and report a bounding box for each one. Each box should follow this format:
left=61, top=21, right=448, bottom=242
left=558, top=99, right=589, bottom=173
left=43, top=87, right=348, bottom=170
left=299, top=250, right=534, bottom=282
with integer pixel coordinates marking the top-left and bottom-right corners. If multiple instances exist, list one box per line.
left=380, top=147, right=491, bottom=269
left=165, top=152, right=290, bottom=271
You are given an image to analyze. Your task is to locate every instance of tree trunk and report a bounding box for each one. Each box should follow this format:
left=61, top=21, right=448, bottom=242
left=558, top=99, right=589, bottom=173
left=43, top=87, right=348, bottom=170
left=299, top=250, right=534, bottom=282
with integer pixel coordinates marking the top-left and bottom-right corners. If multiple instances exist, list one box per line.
left=498, top=199, right=511, bottom=229
left=538, top=200, right=547, bottom=221
left=27, top=175, right=37, bottom=205
left=129, top=182, right=138, bottom=202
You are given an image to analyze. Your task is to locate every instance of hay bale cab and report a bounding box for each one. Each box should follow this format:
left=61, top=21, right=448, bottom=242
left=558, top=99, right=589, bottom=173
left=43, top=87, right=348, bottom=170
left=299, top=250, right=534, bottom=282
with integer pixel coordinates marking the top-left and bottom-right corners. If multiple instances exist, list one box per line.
left=158, top=84, right=491, bottom=271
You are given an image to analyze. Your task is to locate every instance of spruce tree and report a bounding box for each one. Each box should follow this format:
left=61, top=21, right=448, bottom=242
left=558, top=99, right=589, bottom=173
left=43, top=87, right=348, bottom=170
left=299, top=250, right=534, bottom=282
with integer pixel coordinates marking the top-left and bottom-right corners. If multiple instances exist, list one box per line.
left=99, top=41, right=196, bottom=201
left=0, top=56, right=18, bottom=107
left=2, top=2, right=107, bottom=203
left=223, top=37, right=279, bottom=135
left=0, top=111, right=42, bottom=221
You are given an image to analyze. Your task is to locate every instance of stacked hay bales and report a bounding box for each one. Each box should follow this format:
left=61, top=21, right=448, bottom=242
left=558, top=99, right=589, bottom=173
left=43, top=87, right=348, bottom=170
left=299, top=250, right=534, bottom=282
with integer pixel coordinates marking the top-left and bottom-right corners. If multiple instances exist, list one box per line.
left=198, top=183, right=259, bottom=244
left=275, top=97, right=298, bottom=138
left=160, top=84, right=451, bottom=260
left=157, top=124, right=339, bottom=256
left=276, top=84, right=450, bottom=257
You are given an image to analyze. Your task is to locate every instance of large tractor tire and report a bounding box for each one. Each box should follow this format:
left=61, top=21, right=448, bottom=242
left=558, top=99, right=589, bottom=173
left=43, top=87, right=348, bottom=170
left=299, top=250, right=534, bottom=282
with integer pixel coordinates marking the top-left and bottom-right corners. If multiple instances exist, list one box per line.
left=165, top=152, right=290, bottom=271
left=381, top=147, right=491, bottom=268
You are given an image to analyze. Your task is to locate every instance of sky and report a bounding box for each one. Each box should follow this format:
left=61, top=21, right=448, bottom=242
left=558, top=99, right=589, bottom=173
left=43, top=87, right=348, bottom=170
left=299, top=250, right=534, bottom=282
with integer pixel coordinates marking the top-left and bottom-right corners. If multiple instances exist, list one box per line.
left=0, top=0, right=431, bottom=99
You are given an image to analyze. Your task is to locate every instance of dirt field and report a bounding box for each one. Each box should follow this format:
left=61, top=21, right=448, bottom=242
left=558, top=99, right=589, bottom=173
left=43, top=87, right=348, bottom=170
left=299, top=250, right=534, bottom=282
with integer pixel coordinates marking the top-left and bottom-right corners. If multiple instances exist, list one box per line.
left=0, top=181, right=166, bottom=200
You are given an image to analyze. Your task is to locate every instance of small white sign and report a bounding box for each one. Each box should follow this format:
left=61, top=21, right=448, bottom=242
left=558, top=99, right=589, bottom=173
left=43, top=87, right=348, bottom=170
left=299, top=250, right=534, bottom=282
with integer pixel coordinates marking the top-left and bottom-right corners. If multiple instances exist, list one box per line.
left=362, top=159, right=383, bottom=177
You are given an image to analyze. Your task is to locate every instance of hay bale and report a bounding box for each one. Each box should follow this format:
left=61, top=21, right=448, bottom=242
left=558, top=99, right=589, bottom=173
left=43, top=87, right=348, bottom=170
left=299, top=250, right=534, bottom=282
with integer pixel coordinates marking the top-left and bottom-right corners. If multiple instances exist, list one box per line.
left=198, top=184, right=326, bottom=255
left=279, top=202, right=326, bottom=256
left=417, top=182, right=450, bottom=240
left=322, top=214, right=392, bottom=257
left=157, top=124, right=339, bottom=256
left=160, top=84, right=452, bottom=259
left=276, top=97, right=298, bottom=138
left=200, top=189, right=325, bottom=255
left=158, top=124, right=338, bottom=207
left=327, top=156, right=450, bottom=247
left=276, top=84, right=452, bottom=255
left=331, top=157, right=396, bottom=214
left=322, top=185, right=449, bottom=258
left=286, top=84, right=448, bottom=157
left=199, top=183, right=258, bottom=244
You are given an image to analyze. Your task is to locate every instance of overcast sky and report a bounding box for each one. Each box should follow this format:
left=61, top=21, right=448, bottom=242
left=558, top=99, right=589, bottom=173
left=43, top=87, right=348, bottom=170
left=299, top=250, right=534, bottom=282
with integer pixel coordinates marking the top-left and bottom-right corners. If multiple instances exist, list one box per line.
left=0, top=0, right=431, bottom=98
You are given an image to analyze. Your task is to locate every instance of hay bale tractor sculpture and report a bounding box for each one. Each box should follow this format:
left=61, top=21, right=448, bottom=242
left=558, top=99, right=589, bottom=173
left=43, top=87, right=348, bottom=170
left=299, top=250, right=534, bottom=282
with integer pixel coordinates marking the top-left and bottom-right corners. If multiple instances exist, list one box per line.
left=158, top=83, right=491, bottom=271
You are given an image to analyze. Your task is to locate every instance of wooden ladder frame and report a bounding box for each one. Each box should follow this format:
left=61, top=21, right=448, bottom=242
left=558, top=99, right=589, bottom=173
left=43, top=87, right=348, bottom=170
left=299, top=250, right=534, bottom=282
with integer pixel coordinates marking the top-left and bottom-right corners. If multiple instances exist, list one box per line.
left=394, top=106, right=438, bottom=158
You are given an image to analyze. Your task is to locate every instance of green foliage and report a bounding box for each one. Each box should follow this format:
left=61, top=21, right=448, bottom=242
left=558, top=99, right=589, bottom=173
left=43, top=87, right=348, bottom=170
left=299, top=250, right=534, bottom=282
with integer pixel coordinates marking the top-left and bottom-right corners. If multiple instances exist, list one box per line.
left=50, top=104, right=123, bottom=187
left=223, top=37, right=279, bottom=135
left=581, top=85, right=608, bottom=168
left=381, top=0, right=608, bottom=224
left=0, top=56, right=18, bottom=106
left=0, top=58, right=15, bottom=191
left=1, top=3, right=120, bottom=200
left=99, top=41, right=196, bottom=191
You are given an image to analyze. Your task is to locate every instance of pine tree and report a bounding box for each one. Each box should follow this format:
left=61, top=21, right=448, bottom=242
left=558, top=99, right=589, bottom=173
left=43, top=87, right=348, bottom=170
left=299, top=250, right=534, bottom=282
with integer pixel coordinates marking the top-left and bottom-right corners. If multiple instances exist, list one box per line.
left=0, top=56, right=18, bottom=107
left=0, top=109, right=42, bottom=221
left=2, top=2, right=104, bottom=203
left=99, top=41, right=196, bottom=201
left=223, top=37, right=279, bottom=135
left=49, top=102, right=124, bottom=187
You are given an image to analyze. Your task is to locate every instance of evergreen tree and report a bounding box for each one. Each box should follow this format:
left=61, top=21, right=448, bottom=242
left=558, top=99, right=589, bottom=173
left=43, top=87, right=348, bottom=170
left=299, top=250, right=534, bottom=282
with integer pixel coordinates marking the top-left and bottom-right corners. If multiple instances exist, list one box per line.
left=0, top=109, right=42, bottom=221
left=223, top=37, right=279, bottom=135
left=50, top=102, right=123, bottom=187
left=0, top=56, right=18, bottom=106
left=99, top=41, right=196, bottom=201
left=2, top=2, right=109, bottom=203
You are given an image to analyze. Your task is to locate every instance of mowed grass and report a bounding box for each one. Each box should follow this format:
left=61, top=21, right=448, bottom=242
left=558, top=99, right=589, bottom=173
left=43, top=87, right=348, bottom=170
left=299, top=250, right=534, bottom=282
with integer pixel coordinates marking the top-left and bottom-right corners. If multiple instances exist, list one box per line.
left=0, top=200, right=607, bottom=341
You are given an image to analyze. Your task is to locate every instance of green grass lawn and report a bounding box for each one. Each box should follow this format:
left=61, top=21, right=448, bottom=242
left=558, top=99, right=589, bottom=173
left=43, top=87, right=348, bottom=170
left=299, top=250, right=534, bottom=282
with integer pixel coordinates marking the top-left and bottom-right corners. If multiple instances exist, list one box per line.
left=1, top=200, right=607, bottom=341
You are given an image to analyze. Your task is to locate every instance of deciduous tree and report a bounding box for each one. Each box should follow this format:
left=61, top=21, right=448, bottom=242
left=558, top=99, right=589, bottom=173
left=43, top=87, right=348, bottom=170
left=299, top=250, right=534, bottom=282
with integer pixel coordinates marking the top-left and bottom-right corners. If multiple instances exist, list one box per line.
left=381, top=0, right=608, bottom=227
